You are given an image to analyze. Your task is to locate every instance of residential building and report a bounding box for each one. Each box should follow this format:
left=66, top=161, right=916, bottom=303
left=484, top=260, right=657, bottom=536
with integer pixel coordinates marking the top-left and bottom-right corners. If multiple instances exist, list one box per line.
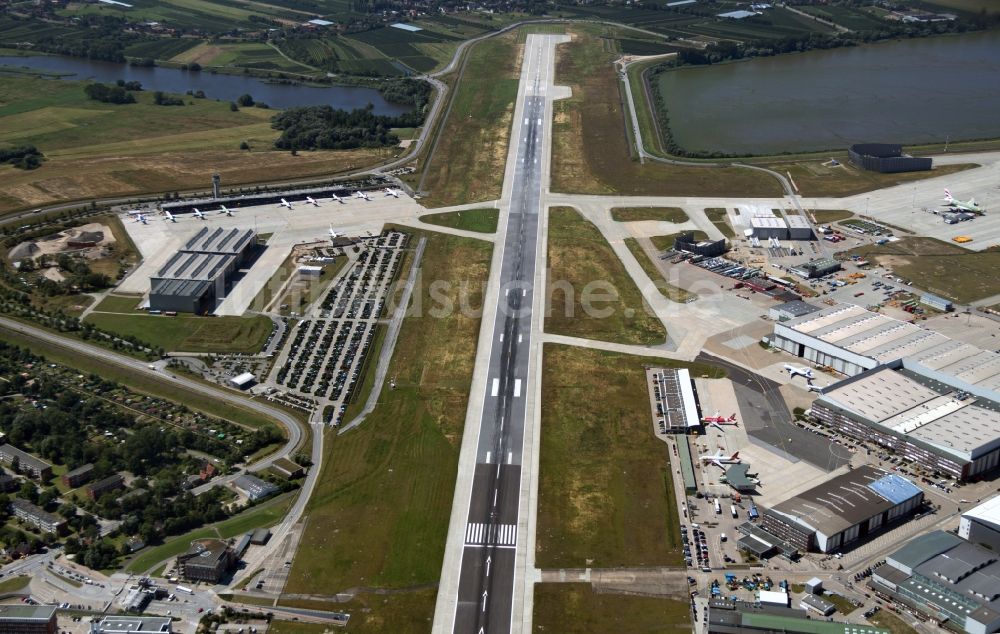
left=62, top=463, right=95, bottom=488
left=0, top=444, right=52, bottom=481
left=85, top=474, right=125, bottom=500
left=0, top=605, right=58, bottom=634
left=10, top=499, right=65, bottom=534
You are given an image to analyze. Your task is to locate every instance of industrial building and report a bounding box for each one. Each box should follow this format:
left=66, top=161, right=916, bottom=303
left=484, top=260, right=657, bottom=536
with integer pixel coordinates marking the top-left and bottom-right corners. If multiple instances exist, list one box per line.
left=0, top=605, right=58, bottom=633
left=233, top=474, right=279, bottom=502
left=761, top=465, right=923, bottom=553
left=647, top=368, right=701, bottom=434
left=811, top=360, right=1000, bottom=479
left=149, top=227, right=257, bottom=314
left=921, top=292, right=954, bottom=312
left=228, top=372, right=256, bottom=390
left=175, top=539, right=235, bottom=583
left=789, top=258, right=841, bottom=280
left=769, top=300, right=821, bottom=322
left=746, top=212, right=813, bottom=241
left=706, top=599, right=889, bottom=634
left=872, top=531, right=1000, bottom=634
left=959, top=496, right=1000, bottom=551
left=848, top=144, right=932, bottom=173
left=771, top=302, right=1000, bottom=379
left=90, top=616, right=172, bottom=633
left=673, top=232, right=728, bottom=257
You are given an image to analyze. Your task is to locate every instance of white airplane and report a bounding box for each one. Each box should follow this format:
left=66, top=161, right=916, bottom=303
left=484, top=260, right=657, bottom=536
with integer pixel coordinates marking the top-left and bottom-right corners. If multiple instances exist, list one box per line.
left=193, top=208, right=206, bottom=220
left=328, top=225, right=339, bottom=240
left=807, top=383, right=826, bottom=393
left=220, top=205, right=233, bottom=216
left=133, top=213, right=147, bottom=224
left=306, top=196, right=320, bottom=207
left=164, top=210, right=176, bottom=223
left=280, top=198, right=293, bottom=209
left=702, top=411, right=738, bottom=426
left=699, top=450, right=741, bottom=469
left=784, top=364, right=815, bottom=381
left=355, top=191, right=371, bottom=201
left=384, top=187, right=400, bottom=198
left=944, top=189, right=984, bottom=214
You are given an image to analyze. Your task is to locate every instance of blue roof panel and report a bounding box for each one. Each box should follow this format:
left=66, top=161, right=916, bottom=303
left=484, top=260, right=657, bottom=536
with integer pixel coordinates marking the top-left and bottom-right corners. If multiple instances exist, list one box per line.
left=868, top=473, right=922, bottom=505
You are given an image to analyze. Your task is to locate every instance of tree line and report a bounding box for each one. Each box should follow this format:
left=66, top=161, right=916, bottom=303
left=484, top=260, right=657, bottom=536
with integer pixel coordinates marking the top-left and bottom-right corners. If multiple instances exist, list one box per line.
left=270, top=102, right=424, bottom=150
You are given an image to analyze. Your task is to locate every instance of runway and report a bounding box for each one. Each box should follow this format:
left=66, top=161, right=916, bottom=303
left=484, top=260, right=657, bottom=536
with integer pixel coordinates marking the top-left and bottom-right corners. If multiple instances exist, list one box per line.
left=448, top=34, right=561, bottom=634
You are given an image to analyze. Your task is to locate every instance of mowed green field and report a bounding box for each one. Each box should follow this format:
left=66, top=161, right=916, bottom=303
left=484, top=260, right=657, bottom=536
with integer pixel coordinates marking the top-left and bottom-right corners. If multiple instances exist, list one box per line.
left=419, top=208, right=499, bottom=233
left=624, top=238, right=694, bottom=303
left=84, top=313, right=273, bottom=353
left=611, top=207, right=688, bottom=223
left=418, top=31, right=520, bottom=207
left=546, top=207, right=666, bottom=345
left=0, top=76, right=382, bottom=215
left=551, top=27, right=781, bottom=197
left=283, top=230, right=491, bottom=625
left=534, top=584, right=691, bottom=633
left=537, top=344, right=719, bottom=569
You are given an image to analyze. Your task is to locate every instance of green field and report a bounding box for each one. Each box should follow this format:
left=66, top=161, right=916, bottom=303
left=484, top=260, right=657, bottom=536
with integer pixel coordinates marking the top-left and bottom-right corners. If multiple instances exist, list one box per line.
left=771, top=160, right=977, bottom=198
left=419, top=208, right=499, bottom=233
left=551, top=27, right=781, bottom=198
left=611, top=207, right=688, bottom=223
left=546, top=207, right=666, bottom=345
left=537, top=344, right=720, bottom=569
left=0, top=75, right=381, bottom=215
left=533, top=584, right=691, bottom=633
left=418, top=32, right=519, bottom=206
left=624, top=238, right=694, bottom=303
left=705, top=208, right=735, bottom=238
left=868, top=610, right=919, bottom=634
left=846, top=237, right=1000, bottom=304
left=283, top=230, right=491, bottom=622
left=93, top=294, right=143, bottom=313
left=0, top=327, right=292, bottom=431
left=0, top=575, right=29, bottom=594
left=275, top=588, right=438, bottom=633
left=811, top=209, right=854, bottom=224
left=125, top=493, right=294, bottom=573
left=84, top=313, right=272, bottom=353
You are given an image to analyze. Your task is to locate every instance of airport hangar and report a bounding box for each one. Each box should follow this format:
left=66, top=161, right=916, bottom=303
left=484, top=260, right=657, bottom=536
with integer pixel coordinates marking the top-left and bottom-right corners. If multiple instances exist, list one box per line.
left=149, top=227, right=256, bottom=314
left=759, top=464, right=923, bottom=554
left=960, top=496, right=1000, bottom=552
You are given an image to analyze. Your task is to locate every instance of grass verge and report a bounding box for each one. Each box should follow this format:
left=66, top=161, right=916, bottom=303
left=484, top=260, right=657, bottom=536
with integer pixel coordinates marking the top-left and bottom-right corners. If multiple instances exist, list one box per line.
left=624, top=238, right=694, bottom=303
left=650, top=231, right=708, bottom=253
left=546, top=207, right=666, bottom=345
left=0, top=576, right=29, bottom=594
left=705, top=208, right=735, bottom=238
left=533, top=583, right=691, bottom=633
left=92, top=294, right=142, bottom=313
left=283, top=230, right=491, bottom=619
left=419, top=208, right=499, bottom=233
left=84, top=313, right=272, bottom=354
left=611, top=207, right=688, bottom=223
left=537, top=344, right=723, bottom=569
left=868, top=610, right=919, bottom=634
left=275, top=588, right=438, bottom=633
left=811, top=209, right=854, bottom=224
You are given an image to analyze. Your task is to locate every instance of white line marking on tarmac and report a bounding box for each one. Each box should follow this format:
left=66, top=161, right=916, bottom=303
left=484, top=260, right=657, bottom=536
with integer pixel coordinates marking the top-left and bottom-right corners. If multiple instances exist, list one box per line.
left=485, top=451, right=491, bottom=463
left=491, top=378, right=499, bottom=397
left=499, top=334, right=504, bottom=342
left=514, top=379, right=522, bottom=398
left=518, top=334, right=523, bottom=343
left=508, top=451, right=513, bottom=464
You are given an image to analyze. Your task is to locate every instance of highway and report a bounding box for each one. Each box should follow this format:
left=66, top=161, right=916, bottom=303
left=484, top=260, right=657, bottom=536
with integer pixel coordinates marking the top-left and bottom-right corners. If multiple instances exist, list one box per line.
left=448, top=34, right=558, bottom=634
left=0, top=316, right=322, bottom=579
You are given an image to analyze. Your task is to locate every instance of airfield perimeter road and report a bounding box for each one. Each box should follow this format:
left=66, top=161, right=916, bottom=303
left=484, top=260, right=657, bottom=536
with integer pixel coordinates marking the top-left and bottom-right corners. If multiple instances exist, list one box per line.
left=437, top=34, right=567, bottom=634
left=0, top=315, right=323, bottom=579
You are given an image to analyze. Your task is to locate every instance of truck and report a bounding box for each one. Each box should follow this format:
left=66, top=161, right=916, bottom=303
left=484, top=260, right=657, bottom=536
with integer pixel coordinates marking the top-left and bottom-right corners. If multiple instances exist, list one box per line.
left=175, top=585, right=193, bottom=595
left=748, top=503, right=759, bottom=520
left=730, top=505, right=738, bottom=519
left=714, top=499, right=722, bottom=514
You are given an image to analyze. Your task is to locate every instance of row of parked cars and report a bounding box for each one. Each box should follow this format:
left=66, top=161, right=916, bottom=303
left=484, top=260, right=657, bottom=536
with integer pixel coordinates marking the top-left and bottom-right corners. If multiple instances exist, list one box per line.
left=682, top=524, right=710, bottom=571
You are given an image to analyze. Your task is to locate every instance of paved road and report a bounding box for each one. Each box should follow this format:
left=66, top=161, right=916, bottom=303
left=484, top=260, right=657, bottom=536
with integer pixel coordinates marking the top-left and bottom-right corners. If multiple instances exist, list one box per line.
left=448, top=35, right=559, bottom=634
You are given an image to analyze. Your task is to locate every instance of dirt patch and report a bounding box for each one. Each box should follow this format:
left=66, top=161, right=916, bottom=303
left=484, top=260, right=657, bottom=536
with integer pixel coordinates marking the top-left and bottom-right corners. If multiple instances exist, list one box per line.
left=9, top=222, right=115, bottom=262
left=170, top=43, right=224, bottom=65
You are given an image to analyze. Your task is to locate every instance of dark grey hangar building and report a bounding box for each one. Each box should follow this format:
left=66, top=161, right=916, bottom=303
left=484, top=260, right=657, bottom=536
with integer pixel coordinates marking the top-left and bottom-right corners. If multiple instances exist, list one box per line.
left=848, top=144, right=932, bottom=173
left=761, top=465, right=923, bottom=553
left=149, top=228, right=256, bottom=314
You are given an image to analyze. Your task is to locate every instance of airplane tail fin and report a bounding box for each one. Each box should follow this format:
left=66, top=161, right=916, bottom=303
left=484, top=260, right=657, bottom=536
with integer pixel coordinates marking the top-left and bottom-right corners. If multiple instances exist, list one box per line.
left=729, top=414, right=737, bottom=421
left=944, top=188, right=953, bottom=201
left=730, top=452, right=739, bottom=460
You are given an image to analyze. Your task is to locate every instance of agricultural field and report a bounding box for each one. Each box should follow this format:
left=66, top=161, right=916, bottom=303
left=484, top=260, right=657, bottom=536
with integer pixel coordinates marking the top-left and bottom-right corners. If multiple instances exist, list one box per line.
left=283, top=230, right=491, bottom=625
left=58, top=0, right=309, bottom=32
left=84, top=313, right=273, bottom=353
left=418, top=31, right=520, bottom=207
left=123, top=38, right=202, bottom=61
left=345, top=26, right=461, bottom=74
left=534, top=584, right=691, bottom=633
left=550, top=27, right=781, bottom=198
left=546, top=207, right=667, bottom=345
left=846, top=237, right=1000, bottom=304
left=536, top=344, right=719, bottom=569
left=796, top=5, right=886, bottom=30
left=0, top=76, right=381, bottom=215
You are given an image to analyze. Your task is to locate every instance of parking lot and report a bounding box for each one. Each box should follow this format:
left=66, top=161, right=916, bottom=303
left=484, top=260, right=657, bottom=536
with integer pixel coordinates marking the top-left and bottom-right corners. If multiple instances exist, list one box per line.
left=266, top=231, right=407, bottom=423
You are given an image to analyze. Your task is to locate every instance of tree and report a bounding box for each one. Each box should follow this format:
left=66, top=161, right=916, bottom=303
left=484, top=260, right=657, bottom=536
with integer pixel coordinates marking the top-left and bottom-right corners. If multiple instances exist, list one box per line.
left=237, top=93, right=255, bottom=107
left=239, top=141, right=250, bottom=150
left=230, top=102, right=239, bottom=112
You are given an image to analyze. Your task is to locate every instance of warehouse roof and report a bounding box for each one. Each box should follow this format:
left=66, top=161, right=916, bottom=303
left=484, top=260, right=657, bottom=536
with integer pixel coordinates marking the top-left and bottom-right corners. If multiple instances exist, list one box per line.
left=184, top=227, right=256, bottom=255
left=767, top=465, right=921, bottom=537
left=786, top=215, right=812, bottom=229
left=150, top=278, right=212, bottom=298
left=0, top=605, right=57, bottom=621
left=888, top=530, right=963, bottom=571
left=750, top=216, right=786, bottom=228
left=772, top=300, right=821, bottom=318
left=963, top=495, right=1000, bottom=531
left=739, top=612, right=888, bottom=634
left=156, top=252, right=234, bottom=282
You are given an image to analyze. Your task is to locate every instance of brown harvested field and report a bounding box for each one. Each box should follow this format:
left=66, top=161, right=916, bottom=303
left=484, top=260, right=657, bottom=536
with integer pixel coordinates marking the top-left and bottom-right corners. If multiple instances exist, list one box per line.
left=545, top=207, right=667, bottom=345
left=418, top=32, right=520, bottom=207
left=169, top=42, right=225, bottom=65
left=533, top=583, right=691, bottom=633
left=773, top=160, right=977, bottom=198
left=536, top=344, right=722, bottom=569
left=550, top=29, right=780, bottom=197
left=846, top=237, right=1000, bottom=304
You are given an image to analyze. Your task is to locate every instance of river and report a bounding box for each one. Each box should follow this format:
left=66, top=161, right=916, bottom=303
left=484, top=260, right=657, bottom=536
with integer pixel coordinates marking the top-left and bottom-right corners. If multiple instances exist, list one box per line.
left=656, top=31, right=1000, bottom=155
left=0, top=54, right=410, bottom=115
